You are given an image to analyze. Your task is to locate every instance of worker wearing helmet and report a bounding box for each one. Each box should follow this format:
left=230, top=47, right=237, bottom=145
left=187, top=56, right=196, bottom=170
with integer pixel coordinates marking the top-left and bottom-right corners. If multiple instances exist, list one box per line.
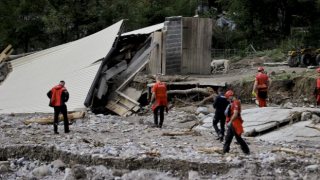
left=314, top=68, right=320, bottom=106
left=223, top=90, right=250, bottom=155
left=252, top=67, right=272, bottom=107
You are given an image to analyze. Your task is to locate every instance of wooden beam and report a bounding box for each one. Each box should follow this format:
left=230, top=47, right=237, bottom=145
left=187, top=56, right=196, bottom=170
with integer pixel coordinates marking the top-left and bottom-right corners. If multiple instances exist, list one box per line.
left=4, top=49, right=14, bottom=62
left=23, top=112, right=85, bottom=125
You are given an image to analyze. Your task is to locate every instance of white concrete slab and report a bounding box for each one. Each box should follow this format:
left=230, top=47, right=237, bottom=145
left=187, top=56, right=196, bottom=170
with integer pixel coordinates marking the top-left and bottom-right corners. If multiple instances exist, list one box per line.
left=256, top=121, right=320, bottom=141
left=242, top=107, right=318, bottom=135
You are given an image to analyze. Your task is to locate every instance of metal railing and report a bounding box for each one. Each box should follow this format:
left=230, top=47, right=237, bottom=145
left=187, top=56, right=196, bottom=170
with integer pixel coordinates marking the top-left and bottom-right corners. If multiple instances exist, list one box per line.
left=211, top=49, right=239, bottom=59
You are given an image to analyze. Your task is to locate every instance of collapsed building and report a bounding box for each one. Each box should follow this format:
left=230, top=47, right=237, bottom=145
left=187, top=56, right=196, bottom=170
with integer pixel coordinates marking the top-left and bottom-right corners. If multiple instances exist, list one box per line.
left=0, top=17, right=216, bottom=116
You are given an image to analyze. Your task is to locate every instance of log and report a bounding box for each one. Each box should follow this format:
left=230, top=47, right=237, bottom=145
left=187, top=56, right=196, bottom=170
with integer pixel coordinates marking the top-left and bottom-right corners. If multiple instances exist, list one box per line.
left=197, top=147, right=223, bottom=154
left=271, top=148, right=312, bottom=157
left=119, top=44, right=135, bottom=52
left=162, top=130, right=201, bottom=136
left=167, top=88, right=211, bottom=96
left=197, top=93, right=217, bottom=106
left=147, top=75, right=190, bottom=82
left=296, top=135, right=320, bottom=138
left=305, top=125, right=320, bottom=132
left=172, top=96, right=191, bottom=106
left=23, top=112, right=85, bottom=125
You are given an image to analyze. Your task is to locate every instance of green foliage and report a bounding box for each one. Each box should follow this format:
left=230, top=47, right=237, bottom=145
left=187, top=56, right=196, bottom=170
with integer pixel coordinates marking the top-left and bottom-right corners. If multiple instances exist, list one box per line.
left=0, top=0, right=200, bottom=53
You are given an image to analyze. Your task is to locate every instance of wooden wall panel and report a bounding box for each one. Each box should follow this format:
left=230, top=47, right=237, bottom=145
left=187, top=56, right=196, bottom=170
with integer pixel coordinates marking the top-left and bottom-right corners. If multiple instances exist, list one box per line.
left=161, top=31, right=166, bottom=75
left=181, top=18, right=192, bottom=75
left=202, top=18, right=213, bottom=75
left=148, top=32, right=162, bottom=74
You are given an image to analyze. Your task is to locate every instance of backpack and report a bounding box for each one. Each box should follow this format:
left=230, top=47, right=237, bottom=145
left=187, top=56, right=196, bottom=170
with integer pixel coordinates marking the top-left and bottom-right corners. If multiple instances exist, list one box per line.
left=224, top=103, right=232, bottom=117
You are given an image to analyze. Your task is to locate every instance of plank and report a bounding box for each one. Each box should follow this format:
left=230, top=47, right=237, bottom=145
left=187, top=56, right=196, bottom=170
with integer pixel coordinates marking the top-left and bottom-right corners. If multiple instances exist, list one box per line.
left=122, top=87, right=142, bottom=101
left=148, top=32, right=162, bottom=74
left=191, top=18, right=198, bottom=74
left=161, top=31, right=167, bottom=75
left=117, top=42, right=158, bottom=92
left=0, top=45, right=12, bottom=57
left=197, top=18, right=205, bottom=74
left=201, top=18, right=212, bottom=75
left=125, top=49, right=131, bottom=59
left=182, top=18, right=190, bottom=75
left=97, top=61, right=127, bottom=99
left=3, top=49, right=14, bottom=62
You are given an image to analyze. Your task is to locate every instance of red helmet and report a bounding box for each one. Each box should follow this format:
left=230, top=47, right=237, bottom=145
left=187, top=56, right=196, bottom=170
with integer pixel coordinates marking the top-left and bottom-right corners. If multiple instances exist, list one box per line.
left=225, top=90, right=234, bottom=99
left=257, top=67, right=264, bottom=71
left=317, top=68, right=320, bottom=73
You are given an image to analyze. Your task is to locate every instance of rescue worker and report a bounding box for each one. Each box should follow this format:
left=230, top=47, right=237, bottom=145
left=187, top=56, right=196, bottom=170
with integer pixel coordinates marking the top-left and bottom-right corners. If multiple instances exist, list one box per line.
left=223, top=90, right=250, bottom=155
left=149, top=75, right=168, bottom=128
left=47, top=81, right=70, bottom=134
left=212, top=87, right=229, bottom=142
left=252, top=67, right=272, bottom=107
left=314, top=68, right=320, bottom=106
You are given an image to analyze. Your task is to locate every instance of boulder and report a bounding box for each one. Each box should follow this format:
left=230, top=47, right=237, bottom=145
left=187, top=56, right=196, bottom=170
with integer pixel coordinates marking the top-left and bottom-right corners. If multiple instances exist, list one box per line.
left=0, top=165, right=8, bottom=173
left=188, top=171, right=201, bottom=180
left=51, top=159, right=66, bottom=169
left=72, top=164, right=86, bottom=179
left=196, top=107, right=208, bottom=113
left=305, top=164, right=318, bottom=172
left=301, top=112, right=312, bottom=121
left=32, top=165, right=51, bottom=177
left=312, top=114, right=320, bottom=124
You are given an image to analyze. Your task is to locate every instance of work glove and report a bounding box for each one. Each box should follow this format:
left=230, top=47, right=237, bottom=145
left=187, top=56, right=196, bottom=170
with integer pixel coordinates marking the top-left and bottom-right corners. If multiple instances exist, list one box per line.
left=252, top=92, right=257, bottom=96
left=227, top=121, right=232, bottom=128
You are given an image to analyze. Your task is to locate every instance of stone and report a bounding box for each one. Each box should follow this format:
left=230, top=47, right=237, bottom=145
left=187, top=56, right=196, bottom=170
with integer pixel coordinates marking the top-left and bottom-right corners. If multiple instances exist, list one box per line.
left=72, top=164, right=86, bottom=179
left=196, top=107, right=208, bottom=113
left=312, top=114, right=320, bottom=124
left=188, top=171, right=201, bottom=180
left=17, top=157, right=25, bottom=164
left=0, top=161, right=9, bottom=167
left=292, top=71, right=296, bottom=73
left=288, top=170, right=297, bottom=178
left=226, top=156, right=232, bottom=162
left=62, top=168, right=73, bottom=180
left=51, top=159, right=66, bottom=169
left=301, top=112, right=312, bottom=121
left=305, top=164, right=318, bottom=172
left=32, top=165, right=51, bottom=177
left=304, top=98, right=308, bottom=101
left=270, top=71, right=276, bottom=76
left=10, top=163, right=16, bottom=169
left=112, top=169, right=130, bottom=177
left=187, top=114, right=198, bottom=121
left=0, top=165, right=8, bottom=173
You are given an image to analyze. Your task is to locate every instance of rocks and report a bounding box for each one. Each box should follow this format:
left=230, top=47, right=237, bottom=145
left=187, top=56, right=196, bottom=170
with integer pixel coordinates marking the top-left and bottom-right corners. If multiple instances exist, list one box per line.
left=186, top=114, right=198, bottom=121
left=72, top=164, right=86, bottom=179
left=62, top=168, right=73, bottom=180
left=32, top=165, right=51, bottom=177
left=270, top=71, right=276, bottom=76
left=17, top=157, right=25, bottom=164
left=301, top=112, right=312, bottom=121
left=51, top=159, right=66, bottom=169
left=121, top=169, right=177, bottom=180
left=0, top=161, right=9, bottom=167
left=305, top=164, right=318, bottom=172
left=312, top=114, right=320, bottom=124
left=112, top=169, right=130, bottom=177
left=0, top=165, right=8, bottom=173
left=288, top=170, right=297, bottom=178
left=188, top=171, right=201, bottom=180
left=196, top=107, right=208, bottom=113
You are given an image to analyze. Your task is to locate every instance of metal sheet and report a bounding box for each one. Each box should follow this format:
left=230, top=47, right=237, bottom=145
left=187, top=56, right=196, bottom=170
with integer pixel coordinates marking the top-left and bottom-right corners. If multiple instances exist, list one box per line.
left=0, top=20, right=123, bottom=113
left=122, top=23, right=164, bottom=36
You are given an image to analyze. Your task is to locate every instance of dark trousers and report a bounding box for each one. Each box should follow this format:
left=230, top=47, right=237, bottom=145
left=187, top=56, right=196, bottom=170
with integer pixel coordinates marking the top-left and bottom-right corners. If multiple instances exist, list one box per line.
left=212, top=113, right=226, bottom=135
left=53, top=105, right=69, bottom=132
left=223, top=125, right=250, bottom=154
left=154, top=105, right=164, bottom=127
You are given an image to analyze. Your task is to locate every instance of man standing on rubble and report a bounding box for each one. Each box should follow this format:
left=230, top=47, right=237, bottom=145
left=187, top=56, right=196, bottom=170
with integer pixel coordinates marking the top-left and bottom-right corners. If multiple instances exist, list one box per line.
left=252, top=67, right=272, bottom=107
left=212, top=87, right=229, bottom=142
left=150, top=74, right=168, bottom=128
left=314, top=68, right=320, bottom=106
left=223, top=90, right=250, bottom=155
left=47, top=80, right=70, bottom=134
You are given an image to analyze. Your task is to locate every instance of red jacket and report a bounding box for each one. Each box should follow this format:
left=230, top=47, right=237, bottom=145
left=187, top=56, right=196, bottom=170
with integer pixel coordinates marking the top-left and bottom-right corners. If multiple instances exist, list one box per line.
left=152, top=82, right=167, bottom=111
left=226, top=100, right=244, bottom=136
left=47, top=85, right=69, bottom=107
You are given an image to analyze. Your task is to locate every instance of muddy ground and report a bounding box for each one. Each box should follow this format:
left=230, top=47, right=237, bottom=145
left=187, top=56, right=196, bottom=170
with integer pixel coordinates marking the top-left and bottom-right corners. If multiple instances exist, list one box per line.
left=1, top=60, right=320, bottom=180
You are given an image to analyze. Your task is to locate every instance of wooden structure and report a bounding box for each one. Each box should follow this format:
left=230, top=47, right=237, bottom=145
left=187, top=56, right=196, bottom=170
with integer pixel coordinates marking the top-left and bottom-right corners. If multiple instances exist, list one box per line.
left=0, top=45, right=14, bottom=63
left=148, top=17, right=215, bottom=75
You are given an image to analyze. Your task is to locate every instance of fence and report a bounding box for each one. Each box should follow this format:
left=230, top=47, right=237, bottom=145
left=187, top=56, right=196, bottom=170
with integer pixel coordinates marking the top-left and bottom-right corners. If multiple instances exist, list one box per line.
left=211, top=49, right=254, bottom=59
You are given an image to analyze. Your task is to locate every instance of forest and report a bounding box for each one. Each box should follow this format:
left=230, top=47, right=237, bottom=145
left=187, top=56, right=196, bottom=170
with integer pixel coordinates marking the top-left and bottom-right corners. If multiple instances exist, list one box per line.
left=0, top=0, right=320, bottom=53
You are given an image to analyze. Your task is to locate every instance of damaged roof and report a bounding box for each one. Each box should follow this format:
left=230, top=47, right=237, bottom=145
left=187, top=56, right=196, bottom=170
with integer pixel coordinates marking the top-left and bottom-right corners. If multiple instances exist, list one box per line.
left=0, top=20, right=123, bottom=113
left=122, top=23, right=163, bottom=36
